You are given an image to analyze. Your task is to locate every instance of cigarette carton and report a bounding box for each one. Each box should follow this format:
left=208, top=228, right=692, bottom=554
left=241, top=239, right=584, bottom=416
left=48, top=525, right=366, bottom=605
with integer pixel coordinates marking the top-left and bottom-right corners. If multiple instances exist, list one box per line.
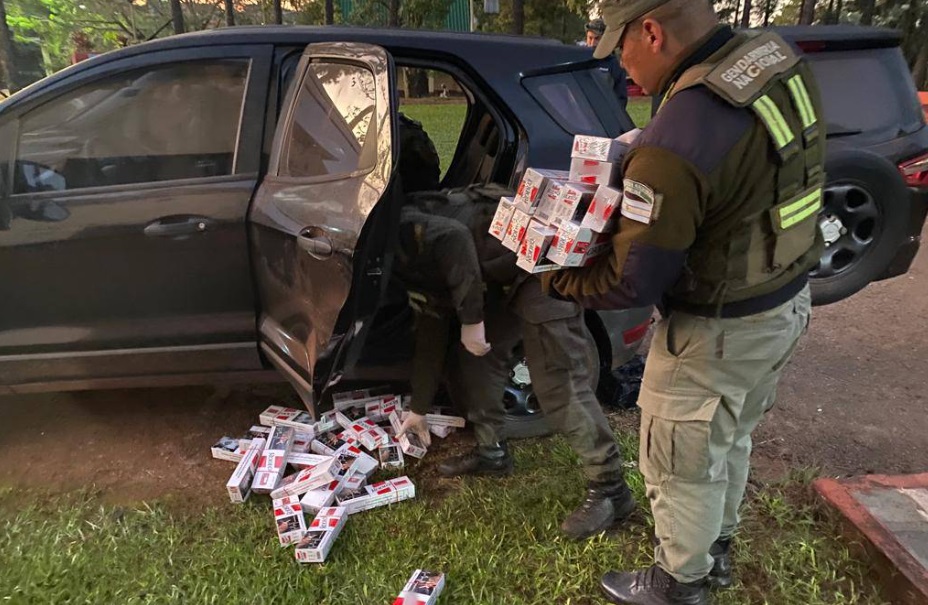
left=335, top=443, right=379, bottom=478
left=514, top=168, right=570, bottom=213
left=548, top=182, right=598, bottom=227
left=428, top=425, right=455, bottom=439
left=516, top=220, right=560, bottom=274
left=248, top=425, right=272, bottom=439
left=291, top=432, right=313, bottom=454
left=226, top=437, right=265, bottom=503
left=337, top=476, right=415, bottom=515
left=378, top=440, right=405, bottom=469
left=393, top=569, right=446, bottom=605
left=569, top=157, right=622, bottom=187
left=501, top=208, right=532, bottom=252
left=389, top=411, right=427, bottom=459
left=580, top=185, right=622, bottom=233
left=572, top=134, right=626, bottom=162
left=259, top=405, right=316, bottom=437
left=300, top=478, right=344, bottom=514
left=251, top=426, right=296, bottom=495
left=532, top=179, right=566, bottom=225
left=270, top=457, right=339, bottom=499
left=294, top=507, right=347, bottom=564
left=211, top=436, right=247, bottom=463
left=273, top=495, right=307, bottom=546
left=311, top=430, right=350, bottom=456
left=363, top=395, right=401, bottom=422
left=489, top=197, right=516, bottom=241
left=287, top=452, right=332, bottom=470
left=547, top=221, right=613, bottom=267
left=332, top=385, right=392, bottom=406
left=314, top=410, right=339, bottom=435
left=424, top=413, right=466, bottom=428
left=308, top=506, right=347, bottom=532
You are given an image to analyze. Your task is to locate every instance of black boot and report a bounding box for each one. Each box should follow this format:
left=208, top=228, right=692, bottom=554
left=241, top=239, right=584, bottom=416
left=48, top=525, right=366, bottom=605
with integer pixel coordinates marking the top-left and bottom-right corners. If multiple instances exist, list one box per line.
left=708, top=538, right=732, bottom=589
left=437, top=443, right=513, bottom=478
left=560, top=480, right=636, bottom=540
left=601, top=566, right=709, bottom=605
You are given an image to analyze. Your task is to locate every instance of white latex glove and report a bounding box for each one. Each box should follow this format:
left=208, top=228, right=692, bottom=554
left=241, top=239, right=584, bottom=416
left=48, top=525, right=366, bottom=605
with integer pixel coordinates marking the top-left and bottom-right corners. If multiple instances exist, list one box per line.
left=460, top=322, right=492, bottom=357
left=618, top=128, right=643, bottom=145
left=398, top=411, right=432, bottom=448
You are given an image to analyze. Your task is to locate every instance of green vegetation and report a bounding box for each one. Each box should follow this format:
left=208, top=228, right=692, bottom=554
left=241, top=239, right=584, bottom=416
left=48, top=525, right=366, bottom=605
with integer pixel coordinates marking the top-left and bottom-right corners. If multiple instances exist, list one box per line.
left=0, top=431, right=887, bottom=604
left=400, top=101, right=467, bottom=176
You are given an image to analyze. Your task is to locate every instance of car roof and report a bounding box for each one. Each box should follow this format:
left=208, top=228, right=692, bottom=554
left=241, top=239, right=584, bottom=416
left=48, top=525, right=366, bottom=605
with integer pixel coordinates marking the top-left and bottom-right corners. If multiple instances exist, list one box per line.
left=772, top=25, right=902, bottom=47
left=2, top=25, right=598, bottom=107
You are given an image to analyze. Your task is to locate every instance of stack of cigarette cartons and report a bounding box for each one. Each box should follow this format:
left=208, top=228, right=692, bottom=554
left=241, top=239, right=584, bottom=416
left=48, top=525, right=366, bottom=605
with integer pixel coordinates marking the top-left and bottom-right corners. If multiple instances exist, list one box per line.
left=336, top=476, right=416, bottom=515
left=252, top=426, right=296, bottom=495
left=260, top=405, right=316, bottom=438
left=226, top=437, right=265, bottom=503
left=392, top=569, right=446, bottom=605
left=488, top=134, right=632, bottom=274
left=294, top=507, right=348, bottom=563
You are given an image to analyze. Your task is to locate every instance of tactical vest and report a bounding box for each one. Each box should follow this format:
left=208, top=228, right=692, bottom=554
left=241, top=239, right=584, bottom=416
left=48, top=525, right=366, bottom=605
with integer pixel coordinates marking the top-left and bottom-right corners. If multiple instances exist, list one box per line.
left=663, top=31, right=825, bottom=306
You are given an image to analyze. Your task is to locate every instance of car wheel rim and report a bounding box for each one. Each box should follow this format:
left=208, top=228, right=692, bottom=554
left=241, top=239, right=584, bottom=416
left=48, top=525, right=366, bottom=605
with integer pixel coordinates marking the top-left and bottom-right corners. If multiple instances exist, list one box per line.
left=503, top=358, right=541, bottom=416
left=810, top=183, right=881, bottom=280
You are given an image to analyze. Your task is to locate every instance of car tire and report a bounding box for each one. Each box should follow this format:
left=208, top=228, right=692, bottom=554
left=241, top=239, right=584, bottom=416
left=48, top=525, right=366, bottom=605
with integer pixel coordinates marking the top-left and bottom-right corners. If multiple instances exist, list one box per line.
left=810, top=149, right=910, bottom=306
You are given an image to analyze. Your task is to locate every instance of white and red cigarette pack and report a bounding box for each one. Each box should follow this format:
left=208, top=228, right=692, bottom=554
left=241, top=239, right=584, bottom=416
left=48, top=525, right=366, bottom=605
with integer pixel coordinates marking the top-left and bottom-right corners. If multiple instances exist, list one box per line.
left=300, top=478, right=344, bottom=514
left=429, top=425, right=455, bottom=439
left=569, top=157, right=622, bottom=187
left=311, top=430, right=351, bottom=456
left=332, top=385, right=391, bottom=406
left=389, top=411, right=427, bottom=459
left=294, top=506, right=347, bottom=564
left=291, top=433, right=314, bottom=454
left=424, top=413, right=466, bottom=428
left=226, top=437, right=265, bottom=503
left=572, top=134, right=626, bottom=162
left=259, top=405, right=316, bottom=437
left=248, top=425, right=272, bottom=439
left=212, top=436, right=249, bottom=463
left=270, top=457, right=339, bottom=499
left=489, top=197, right=516, bottom=241
left=251, top=426, right=296, bottom=495
left=338, top=476, right=416, bottom=515
left=314, top=410, right=339, bottom=435
left=378, top=439, right=405, bottom=469
left=501, top=208, right=532, bottom=253
left=513, top=168, right=570, bottom=214
left=273, top=495, right=307, bottom=546
left=287, top=452, right=332, bottom=470
left=516, top=220, right=560, bottom=274
left=547, top=221, right=613, bottom=267
left=364, top=395, right=401, bottom=423
left=548, top=182, right=598, bottom=227
left=336, top=443, right=379, bottom=478
left=393, top=569, right=446, bottom=605
left=532, top=179, right=566, bottom=225
left=580, top=185, right=622, bottom=233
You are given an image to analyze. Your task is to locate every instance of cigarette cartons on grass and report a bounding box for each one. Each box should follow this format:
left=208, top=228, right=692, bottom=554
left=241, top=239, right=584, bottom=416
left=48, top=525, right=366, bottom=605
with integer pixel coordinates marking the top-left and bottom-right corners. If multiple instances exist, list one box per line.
left=300, top=478, right=343, bottom=514
left=211, top=436, right=248, bottom=463
left=389, top=411, right=427, bottom=459
left=294, top=507, right=347, bottom=564
left=270, top=457, right=339, bottom=499
left=226, top=437, right=265, bottom=503
left=259, top=405, right=316, bottom=437
left=392, top=569, right=446, bottom=605
left=252, top=426, right=296, bottom=495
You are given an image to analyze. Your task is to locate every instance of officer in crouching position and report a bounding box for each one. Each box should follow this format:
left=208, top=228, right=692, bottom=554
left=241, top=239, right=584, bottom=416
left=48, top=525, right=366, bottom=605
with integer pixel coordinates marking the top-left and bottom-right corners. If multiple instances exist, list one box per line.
left=394, top=115, right=636, bottom=541
left=544, top=0, right=824, bottom=602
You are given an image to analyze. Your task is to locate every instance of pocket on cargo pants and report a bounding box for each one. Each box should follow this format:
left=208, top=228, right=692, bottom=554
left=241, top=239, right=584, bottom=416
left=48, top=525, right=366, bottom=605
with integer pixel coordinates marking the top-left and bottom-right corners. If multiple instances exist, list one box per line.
left=638, top=389, right=723, bottom=482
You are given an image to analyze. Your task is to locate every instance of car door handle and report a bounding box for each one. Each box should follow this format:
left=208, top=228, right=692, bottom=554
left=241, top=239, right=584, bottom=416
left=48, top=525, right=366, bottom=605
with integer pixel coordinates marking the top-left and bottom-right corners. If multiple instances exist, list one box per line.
left=297, top=228, right=334, bottom=260
left=144, top=216, right=214, bottom=238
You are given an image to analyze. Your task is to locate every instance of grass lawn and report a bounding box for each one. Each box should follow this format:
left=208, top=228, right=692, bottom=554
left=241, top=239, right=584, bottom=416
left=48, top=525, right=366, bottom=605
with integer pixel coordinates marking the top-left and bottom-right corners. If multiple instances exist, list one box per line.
left=626, top=97, right=654, bottom=129
left=0, top=427, right=886, bottom=604
left=400, top=102, right=468, bottom=176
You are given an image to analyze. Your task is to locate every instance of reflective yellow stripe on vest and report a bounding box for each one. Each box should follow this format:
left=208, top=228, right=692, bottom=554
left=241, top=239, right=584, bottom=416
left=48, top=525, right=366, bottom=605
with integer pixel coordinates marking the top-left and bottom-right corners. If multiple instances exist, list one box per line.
left=752, top=95, right=795, bottom=152
left=778, top=187, right=822, bottom=229
left=786, top=75, right=817, bottom=130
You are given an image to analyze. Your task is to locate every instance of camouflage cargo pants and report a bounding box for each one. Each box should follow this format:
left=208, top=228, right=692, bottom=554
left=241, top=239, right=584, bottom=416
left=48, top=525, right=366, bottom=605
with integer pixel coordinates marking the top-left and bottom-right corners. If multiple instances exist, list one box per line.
left=639, top=285, right=812, bottom=583
left=445, top=279, right=625, bottom=484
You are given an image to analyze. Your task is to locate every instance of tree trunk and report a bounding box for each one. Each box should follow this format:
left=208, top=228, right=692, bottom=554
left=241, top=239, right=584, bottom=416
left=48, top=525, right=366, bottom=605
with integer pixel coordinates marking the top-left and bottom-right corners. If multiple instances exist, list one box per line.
left=825, top=0, right=834, bottom=24
left=740, top=0, right=753, bottom=28
left=405, top=68, right=429, bottom=98
left=170, top=0, right=185, bottom=34
left=913, top=36, right=928, bottom=90
left=512, top=0, right=524, bottom=34
left=859, top=0, right=875, bottom=25
left=388, top=0, right=400, bottom=27
left=325, top=0, right=334, bottom=24
left=273, top=0, right=283, bottom=24
left=0, top=0, right=15, bottom=91
left=763, top=0, right=773, bottom=26
left=835, top=0, right=843, bottom=23
left=224, top=0, right=235, bottom=26
left=799, top=0, right=815, bottom=24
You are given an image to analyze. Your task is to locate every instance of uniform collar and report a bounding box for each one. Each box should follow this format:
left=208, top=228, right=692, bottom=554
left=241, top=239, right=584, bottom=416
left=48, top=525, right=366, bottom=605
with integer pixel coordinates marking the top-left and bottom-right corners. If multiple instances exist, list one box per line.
left=657, top=25, right=735, bottom=98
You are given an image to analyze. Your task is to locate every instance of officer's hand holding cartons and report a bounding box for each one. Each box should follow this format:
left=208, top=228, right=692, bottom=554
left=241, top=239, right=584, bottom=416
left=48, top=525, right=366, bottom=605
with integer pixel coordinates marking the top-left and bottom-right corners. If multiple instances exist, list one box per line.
left=489, top=133, right=632, bottom=273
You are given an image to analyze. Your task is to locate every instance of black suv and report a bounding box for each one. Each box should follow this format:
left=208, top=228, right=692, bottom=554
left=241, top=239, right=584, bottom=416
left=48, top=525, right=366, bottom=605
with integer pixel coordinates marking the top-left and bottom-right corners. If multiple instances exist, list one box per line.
left=777, top=26, right=928, bottom=304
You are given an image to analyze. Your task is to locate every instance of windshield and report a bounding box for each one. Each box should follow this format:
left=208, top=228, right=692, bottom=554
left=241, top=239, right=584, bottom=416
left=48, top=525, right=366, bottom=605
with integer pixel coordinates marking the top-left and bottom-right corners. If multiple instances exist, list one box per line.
left=805, top=48, right=925, bottom=138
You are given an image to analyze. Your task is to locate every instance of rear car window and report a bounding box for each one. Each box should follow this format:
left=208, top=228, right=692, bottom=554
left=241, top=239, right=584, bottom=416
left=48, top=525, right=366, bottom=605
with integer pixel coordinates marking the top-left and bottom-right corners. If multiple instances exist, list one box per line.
left=805, top=48, right=925, bottom=137
left=522, top=63, right=633, bottom=137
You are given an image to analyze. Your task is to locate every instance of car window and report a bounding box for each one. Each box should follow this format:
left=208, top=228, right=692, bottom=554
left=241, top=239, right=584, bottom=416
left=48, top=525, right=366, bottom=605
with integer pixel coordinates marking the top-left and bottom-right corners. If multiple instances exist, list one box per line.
left=805, top=48, right=925, bottom=136
left=279, top=61, right=377, bottom=179
left=13, top=60, right=249, bottom=195
left=397, top=67, right=468, bottom=177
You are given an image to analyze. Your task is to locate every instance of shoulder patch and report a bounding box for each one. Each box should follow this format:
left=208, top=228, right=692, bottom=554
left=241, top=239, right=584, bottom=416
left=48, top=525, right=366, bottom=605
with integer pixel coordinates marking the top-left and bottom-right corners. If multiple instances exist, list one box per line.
left=704, top=32, right=799, bottom=106
left=621, top=179, right=663, bottom=225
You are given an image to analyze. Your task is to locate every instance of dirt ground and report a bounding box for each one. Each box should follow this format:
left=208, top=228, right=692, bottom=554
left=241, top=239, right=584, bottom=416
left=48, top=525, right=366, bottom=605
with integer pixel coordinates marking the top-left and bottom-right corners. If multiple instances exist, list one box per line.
left=1, top=235, right=927, bottom=507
